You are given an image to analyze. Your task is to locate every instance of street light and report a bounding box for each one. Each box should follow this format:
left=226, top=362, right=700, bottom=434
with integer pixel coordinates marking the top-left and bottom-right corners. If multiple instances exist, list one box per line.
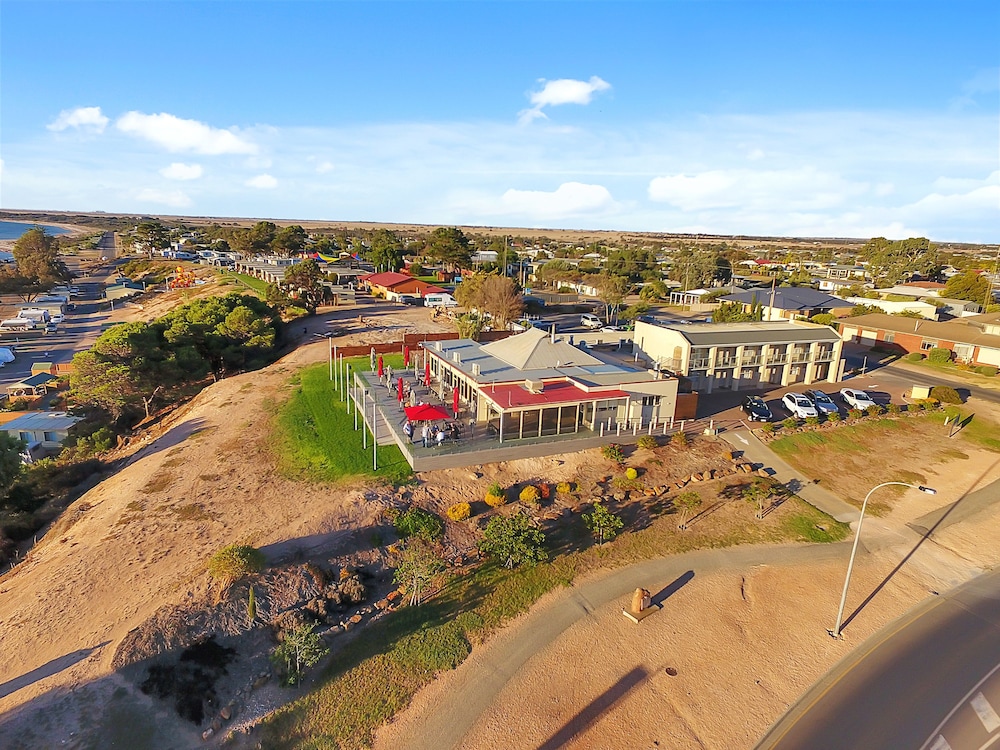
left=829, top=481, right=937, bottom=638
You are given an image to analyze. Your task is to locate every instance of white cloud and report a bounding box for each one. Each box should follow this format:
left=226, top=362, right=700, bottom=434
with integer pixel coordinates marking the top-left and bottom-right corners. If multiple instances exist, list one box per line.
left=747, top=148, right=765, bottom=161
left=316, top=161, right=335, bottom=174
left=648, top=167, right=868, bottom=212
left=246, top=173, right=277, bottom=189
left=519, top=76, right=611, bottom=124
left=135, top=188, right=192, bottom=207
left=48, top=106, right=109, bottom=133
left=875, top=182, right=895, bottom=196
left=499, top=182, right=617, bottom=220
left=116, top=111, right=257, bottom=155
left=159, top=162, right=203, bottom=181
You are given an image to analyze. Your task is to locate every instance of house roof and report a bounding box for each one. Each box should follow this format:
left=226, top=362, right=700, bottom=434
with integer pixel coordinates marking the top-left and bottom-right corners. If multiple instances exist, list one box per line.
left=842, top=314, right=1000, bottom=349
left=645, top=320, right=841, bottom=347
left=3, top=411, right=81, bottom=432
left=480, top=327, right=604, bottom=370
left=360, top=271, right=413, bottom=287
left=721, top=287, right=848, bottom=311
left=12, top=373, right=57, bottom=388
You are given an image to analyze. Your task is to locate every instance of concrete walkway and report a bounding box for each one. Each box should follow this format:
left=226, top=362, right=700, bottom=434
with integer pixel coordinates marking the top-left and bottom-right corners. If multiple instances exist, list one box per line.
left=720, top=429, right=860, bottom=523
left=396, top=543, right=849, bottom=750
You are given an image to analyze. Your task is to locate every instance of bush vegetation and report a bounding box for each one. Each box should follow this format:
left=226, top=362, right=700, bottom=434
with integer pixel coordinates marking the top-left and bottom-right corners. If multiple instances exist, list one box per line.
left=394, top=507, right=444, bottom=541
left=601, top=443, right=626, bottom=464
left=930, top=386, right=963, bottom=404
left=518, top=485, right=541, bottom=508
left=927, top=347, right=952, bottom=364
left=625, top=467, right=639, bottom=481
left=671, top=431, right=689, bottom=446
left=636, top=435, right=658, bottom=450
left=207, top=544, right=265, bottom=584
left=446, top=502, right=471, bottom=522
left=485, top=481, right=506, bottom=507
left=905, top=352, right=925, bottom=362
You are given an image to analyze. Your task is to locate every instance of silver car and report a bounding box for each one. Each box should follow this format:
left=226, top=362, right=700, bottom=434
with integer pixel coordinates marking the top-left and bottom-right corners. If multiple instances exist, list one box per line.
left=804, top=389, right=839, bottom=415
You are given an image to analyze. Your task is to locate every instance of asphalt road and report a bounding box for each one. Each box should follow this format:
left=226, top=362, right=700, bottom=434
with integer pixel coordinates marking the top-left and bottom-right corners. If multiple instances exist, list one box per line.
left=757, top=567, right=1000, bottom=750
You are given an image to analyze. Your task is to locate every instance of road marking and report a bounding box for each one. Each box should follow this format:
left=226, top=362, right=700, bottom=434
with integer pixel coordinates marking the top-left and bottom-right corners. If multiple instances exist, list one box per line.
left=921, top=661, right=1000, bottom=750
left=978, top=734, right=1000, bottom=750
left=929, top=736, right=953, bottom=750
left=736, top=435, right=749, bottom=445
left=972, top=692, right=1000, bottom=733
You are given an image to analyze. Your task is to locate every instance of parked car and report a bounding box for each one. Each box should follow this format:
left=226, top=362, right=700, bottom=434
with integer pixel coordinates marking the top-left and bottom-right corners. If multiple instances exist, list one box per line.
left=50, top=313, right=66, bottom=324
left=840, top=388, right=877, bottom=410
left=581, top=313, right=603, bottom=329
left=803, top=389, right=839, bottom=415
left=600, top=324, right=622, bottom=332
left=398, top=294, right=423, bottom=306
left=782, top=392, right=819, bottom=419
left=741, top=395, right=773, bottom=422
left=44, top=322, right=58, bottom=334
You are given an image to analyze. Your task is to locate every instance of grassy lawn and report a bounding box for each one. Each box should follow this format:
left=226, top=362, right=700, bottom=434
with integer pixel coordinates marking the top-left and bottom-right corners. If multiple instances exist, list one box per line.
left=900, top=357, right=1000, bottom=390
left=769, top=410, right=1000, bottom=511
left=943, top=406, right=1000, bottom=451
left=220, top=271, right=269, bottom=297
left=258, top=487, right=846, bottom=749
left=273, top=362, right=412, bottom=485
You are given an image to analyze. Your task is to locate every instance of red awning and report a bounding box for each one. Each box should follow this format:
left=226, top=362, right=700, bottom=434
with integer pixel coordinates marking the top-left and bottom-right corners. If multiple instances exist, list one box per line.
left=404, top=404, right=452, bottom=421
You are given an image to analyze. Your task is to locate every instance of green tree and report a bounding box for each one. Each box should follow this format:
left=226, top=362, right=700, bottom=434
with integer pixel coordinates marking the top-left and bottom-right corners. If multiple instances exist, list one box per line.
left=582, top=502, right=624, bottom=545
left=596, top=274, right=630, bottom=324
left=271, top=624, right=329, bottom=686
left=943, top=270, right=991, bottom=303
left=674, top=490, right=702, bottom=530
left=639, top=280, right=668, bottom=301
left=0, top=227, right=71, bottom=301
left=480, top=275, right=523, bottom=331
left=369, top=229, right=405, bottom=271
left=282, top=259, right=327, bottom=313
left=713, top=300, right=763, bottom=323
left=392, top=538, right=446, bottom=606
left=271, top=225, right=308, bottom=257
left=860, top=237, right=938, bottom=286
left=133, top=221, right=170, bottom=259
left=743, top=477, right=777, bottom=520
left=0, top=433, right=26, bottom=497
left=479, top=512, right=547, bottom=568
left=426, top=227, right=472, bottom=271
left=247, top=221, right=278, bottom=253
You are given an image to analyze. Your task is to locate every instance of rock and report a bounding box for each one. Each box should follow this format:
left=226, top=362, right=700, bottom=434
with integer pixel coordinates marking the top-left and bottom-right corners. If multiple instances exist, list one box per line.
left=740, top=463, right=752, bottom=473
left=708, top=469, right=716, bottom=479
left=252, top=675, right=269, bottom=690
left=644, top=489, right=656, bottom=497
left=211, top=718, right=222, bottom=732
left=202, top=728, right=214, bottom=741
left=470, top=472, right=481, bottom=480
left=675, top=480, right=687, bottom=489
left=757, top=468, right=770, bottom=477
left=221, top=706, right=232, bottom=721
left=349, top=613, right=363, bottom=624
left=691, top=473, right=703, bottom=482
left=375, top=598, right=389, bottom=610
left=613, top=492, right=626, bottom=502
left=387, top=589, right=402, bottom=602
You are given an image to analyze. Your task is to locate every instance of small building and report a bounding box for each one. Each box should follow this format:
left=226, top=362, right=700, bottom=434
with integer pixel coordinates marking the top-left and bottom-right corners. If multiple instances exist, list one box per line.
left=7, top=372, right=58, bottom=399
left=3, top=411, right=82, bottom=454
left=838, top=313, right=1000, bottom=366
left=842, top=297, right=940, bottom=320
left=105, top=281, right=144, bottom=301
left=633, top=319, right=844, bottom=393
left=360, top=272, right=445, bottom=300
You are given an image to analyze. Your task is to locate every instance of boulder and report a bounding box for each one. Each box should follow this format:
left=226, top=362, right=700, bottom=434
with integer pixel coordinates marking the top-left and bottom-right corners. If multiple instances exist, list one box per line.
left=220, top=706, right=233, bottom=721
left=202, top=728, right=214, bottom=741
left=757, top=468, right=770, bottom=478
left=349, top=613, right=363, bottom=624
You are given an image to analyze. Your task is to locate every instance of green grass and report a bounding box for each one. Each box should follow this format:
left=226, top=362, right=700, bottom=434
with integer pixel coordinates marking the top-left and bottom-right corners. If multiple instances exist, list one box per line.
left=221, top=271, right=268, bottom=297
left=943, top=406, right=1000, bottom=451
left=257, top=489, right=845, bottom=749
left=273, top=363, right=412, bottom=485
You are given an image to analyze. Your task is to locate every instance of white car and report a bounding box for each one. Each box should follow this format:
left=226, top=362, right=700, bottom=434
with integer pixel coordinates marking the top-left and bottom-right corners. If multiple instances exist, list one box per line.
left=839, top=388, right=877, bottom=410
left=50, top=313, right=65, bottom=324
left=581, top=313, right=603, bottom=329
left=600, top=324, right=622, bottom=332
left=782, top=392, right=819, bottom=419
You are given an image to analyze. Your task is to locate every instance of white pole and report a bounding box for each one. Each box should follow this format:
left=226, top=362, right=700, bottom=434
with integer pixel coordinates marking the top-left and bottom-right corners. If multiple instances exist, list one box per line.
left=362, top=389, right=367, bottom=449
left=353, top=377, right=358, bottom=430
left=373, top=396, right=378, bottom=470
left=600, top=424, right=605, bottom=436
left=830, top=482, right=936, bottom=638
left=616, top=423, right=621, bottom=436
left=344, top=360, right=350, bottom=412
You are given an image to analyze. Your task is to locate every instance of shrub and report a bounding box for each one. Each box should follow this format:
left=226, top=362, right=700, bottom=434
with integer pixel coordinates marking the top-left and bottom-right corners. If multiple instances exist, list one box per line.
left=485, top=481, right=506, bottom=507
left=208, top=544, right=265, bottom=584
left=847, top=408, right=863, bottom=419
left=930, top=386, right=963, bottom=404
left=911, top=400, right=927, bottom=410
left=555, top=481, right=573, bottom=495
left=887, top=402, right=902, bottom=414
left=671, top=431, right=689, bottom=446
left=625, top=467, right=639, bottom=481
left=394, top=507, right=444, bottom=540
left=782, top=417, right=798, bottom=430
left=446, top=502, right=471, bottom=522
left=865, top=404, right=884, bottom=417
left=826, top=412, right=841, bottom=423
left=805, top=416, right=820, bottom=426
left=904, top=352, right=925, bottom=362
left=636, top=435, right=658, bottom=450
left=538, top=483, right=551, bottom=500
left=479, top=512, right=547, bottom=568
left=975, top=365, right=998, bottom=377
left=760, top=423, right=776, bottom=434
left=601, top=443, right=626, bottom=464
left=927, top=347, right=952, bottom=364
left=518, top=485, right=541, bottom=507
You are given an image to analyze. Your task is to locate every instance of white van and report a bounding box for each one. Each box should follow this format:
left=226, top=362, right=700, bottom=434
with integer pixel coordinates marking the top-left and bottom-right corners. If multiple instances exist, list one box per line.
left=581, top=313, right=603, bottom=329
left=424, top=293, right=458, bottom=308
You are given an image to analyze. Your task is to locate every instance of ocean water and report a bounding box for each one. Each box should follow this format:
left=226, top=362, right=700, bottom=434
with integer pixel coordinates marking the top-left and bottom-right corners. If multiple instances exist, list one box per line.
left=0, top=220, right=72, bottom=240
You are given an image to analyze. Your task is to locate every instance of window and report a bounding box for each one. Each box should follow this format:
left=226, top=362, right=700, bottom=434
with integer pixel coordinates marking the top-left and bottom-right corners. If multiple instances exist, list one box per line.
left=920, top=340, right=936, bottom=351
left=43, top=432, right=59, bottom=442
left=640, top=395, right=661, bottom=407
left=883, top=333, right=895, bottom=343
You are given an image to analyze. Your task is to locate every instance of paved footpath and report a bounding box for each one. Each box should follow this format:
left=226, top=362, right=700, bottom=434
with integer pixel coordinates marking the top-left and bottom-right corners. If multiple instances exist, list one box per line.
left=720, top=429, right=860, bottom=523
left=397, top=543, right=849, bottom=750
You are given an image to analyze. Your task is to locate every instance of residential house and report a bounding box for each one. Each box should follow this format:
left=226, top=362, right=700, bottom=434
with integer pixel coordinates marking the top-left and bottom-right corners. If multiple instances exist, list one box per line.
left=842, top=297, right=940, bottom=320
left=719, top=287, right=853, bottom=321
left=2, top=411, right=82, bottom=457
left=424, top=327, right=683, bottom=442
left=359, top=272, right=445, bottom=300
left=633, top=320, right=844, bottom=394
left=838, top=313, right=1000, bottom=366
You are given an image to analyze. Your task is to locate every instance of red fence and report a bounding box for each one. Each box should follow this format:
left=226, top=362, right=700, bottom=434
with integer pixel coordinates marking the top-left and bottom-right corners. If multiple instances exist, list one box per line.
left=330, top=330, right=512, bottom=358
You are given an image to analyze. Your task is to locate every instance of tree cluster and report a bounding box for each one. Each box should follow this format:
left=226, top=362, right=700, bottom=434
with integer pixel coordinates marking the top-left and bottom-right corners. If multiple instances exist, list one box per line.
left=454, top=273, right=524, bottom=331
left=71, top=293, right=282, bottom=422
left=0, top=227, right=72, bottom=302
left=860, top=237, right=939, bottom=286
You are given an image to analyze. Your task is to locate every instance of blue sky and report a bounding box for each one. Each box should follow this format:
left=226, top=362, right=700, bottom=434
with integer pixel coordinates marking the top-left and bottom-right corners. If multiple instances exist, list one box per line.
left=2, top=1, right=997, bottom=242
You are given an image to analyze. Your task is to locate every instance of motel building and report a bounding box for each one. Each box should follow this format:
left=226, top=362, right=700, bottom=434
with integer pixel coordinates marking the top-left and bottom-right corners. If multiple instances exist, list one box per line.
left=423, top=327, right=682, bottom=442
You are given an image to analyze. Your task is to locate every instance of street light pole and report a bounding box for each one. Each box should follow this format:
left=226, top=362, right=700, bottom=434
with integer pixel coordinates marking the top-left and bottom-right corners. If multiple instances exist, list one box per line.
left=830, top=481, right=937, bottom=638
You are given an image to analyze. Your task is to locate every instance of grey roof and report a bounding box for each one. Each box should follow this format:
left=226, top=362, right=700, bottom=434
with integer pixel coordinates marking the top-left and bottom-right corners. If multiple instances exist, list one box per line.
left=15, top=373, right=57, bottom=387
left=3, top=411, right=81, bottom=432
left=657, top=321, right=841, bottom=347
left=429, top=331, right=657, bottom=386
left=480, top=327, right=604, bottom=370
left=843, top=314, right=1000, bottom=349
left=721, top=287, right=847, bottom=311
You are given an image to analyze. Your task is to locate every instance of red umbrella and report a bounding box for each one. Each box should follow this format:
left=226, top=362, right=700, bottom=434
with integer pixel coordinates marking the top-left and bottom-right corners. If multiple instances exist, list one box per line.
left=453, top=386, right=459, bottom=416
left=397, top=376, right=404, bottom=402
left=404, top=404, right=451, bottom=421
left=404, top=345, right=410, bottom=368
left=424, top=361, right=431, bottom=387
left=377, top=354, right=384, bottom=377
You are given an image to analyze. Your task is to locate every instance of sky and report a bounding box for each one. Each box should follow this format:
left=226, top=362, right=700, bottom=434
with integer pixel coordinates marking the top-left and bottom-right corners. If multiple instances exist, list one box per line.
left=1, top=1, right=998, bottom=243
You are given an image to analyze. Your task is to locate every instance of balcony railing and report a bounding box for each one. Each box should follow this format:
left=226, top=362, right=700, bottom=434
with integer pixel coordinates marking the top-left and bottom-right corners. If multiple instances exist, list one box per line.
left=766, top=355, right=787, bottom=365
left=713, top=358, right=735, bottom=368
left=689, top=358, right=710, bottom=370
left=740, top=355, right=763, bottom=366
